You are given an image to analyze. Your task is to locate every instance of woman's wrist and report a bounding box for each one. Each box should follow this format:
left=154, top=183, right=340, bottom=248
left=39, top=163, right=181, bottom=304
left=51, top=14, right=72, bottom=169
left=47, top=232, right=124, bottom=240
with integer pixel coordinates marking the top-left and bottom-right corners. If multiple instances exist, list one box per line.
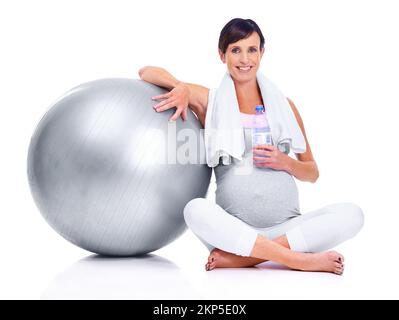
left=175, top=82, right=191, bottom=103
left=284, top=155, right=295, bottom=174
left=285, top=156, right=319, bottom=183
left=173, top=80, right=186, bottom=89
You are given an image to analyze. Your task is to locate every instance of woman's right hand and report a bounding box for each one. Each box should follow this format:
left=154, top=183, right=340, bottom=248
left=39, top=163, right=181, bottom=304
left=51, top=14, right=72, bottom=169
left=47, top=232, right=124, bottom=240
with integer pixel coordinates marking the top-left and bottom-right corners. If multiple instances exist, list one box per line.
left=152, top=82, right=190, bottom=122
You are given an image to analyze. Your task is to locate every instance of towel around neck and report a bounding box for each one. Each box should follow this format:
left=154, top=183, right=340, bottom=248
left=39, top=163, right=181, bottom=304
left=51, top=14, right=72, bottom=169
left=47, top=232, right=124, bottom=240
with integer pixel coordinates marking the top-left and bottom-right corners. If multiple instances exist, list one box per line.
left=204, top=72, right=306, bottom=168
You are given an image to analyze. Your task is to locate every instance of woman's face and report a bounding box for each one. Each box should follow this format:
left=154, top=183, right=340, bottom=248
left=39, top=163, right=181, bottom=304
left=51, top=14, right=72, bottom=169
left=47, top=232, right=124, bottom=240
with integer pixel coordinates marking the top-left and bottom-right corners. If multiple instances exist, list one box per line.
left=219, top=32, right=265, bottom=83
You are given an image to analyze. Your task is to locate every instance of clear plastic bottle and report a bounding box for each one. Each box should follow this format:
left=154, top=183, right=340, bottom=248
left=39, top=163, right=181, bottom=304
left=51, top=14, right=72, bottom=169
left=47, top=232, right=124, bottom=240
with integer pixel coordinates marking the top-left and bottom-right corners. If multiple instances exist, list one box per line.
left=252, top=105, right=272, bottom=147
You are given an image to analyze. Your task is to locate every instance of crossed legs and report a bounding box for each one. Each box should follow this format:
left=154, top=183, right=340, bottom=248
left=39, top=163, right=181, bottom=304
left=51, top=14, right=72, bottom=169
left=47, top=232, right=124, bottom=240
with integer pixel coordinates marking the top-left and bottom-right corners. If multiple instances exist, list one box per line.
left=205, top=234, right=289, bottom=270
left=184, top=199, right=364, bottom=275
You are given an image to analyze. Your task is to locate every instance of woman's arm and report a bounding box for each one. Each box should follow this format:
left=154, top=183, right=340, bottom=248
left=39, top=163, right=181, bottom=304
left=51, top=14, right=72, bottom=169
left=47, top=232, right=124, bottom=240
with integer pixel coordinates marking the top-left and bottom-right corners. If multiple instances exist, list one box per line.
left=138, top=66, right=180, bottom=89
left=285, top=98, right=319, bottom=183
left=138, top=66, right=208, bottom=126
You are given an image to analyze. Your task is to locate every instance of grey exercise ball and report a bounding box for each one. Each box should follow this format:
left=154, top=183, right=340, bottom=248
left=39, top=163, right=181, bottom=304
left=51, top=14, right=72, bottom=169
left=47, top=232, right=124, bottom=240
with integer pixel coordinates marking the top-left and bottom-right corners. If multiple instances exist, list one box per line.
left=27, top=79, right=211, bottom=256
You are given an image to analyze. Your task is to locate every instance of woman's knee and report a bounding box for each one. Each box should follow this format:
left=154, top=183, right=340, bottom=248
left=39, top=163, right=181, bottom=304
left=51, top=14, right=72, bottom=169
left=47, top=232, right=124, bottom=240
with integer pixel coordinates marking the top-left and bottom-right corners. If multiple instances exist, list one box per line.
left=183, top=198, right=209, bottom=227
left=334, top=202, right=365, bottom=236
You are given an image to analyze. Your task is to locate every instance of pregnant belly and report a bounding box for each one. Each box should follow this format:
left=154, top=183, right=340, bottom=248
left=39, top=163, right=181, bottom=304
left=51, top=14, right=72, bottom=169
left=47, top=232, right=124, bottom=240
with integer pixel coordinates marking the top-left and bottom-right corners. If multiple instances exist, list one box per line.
left=215, top=166, right=300, bottom=228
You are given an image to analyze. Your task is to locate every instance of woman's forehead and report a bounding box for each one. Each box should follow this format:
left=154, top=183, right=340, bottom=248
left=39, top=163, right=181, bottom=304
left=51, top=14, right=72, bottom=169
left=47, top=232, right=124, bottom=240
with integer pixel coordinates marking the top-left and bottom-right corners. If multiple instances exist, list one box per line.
left=228, top=33, right=261, bottom=48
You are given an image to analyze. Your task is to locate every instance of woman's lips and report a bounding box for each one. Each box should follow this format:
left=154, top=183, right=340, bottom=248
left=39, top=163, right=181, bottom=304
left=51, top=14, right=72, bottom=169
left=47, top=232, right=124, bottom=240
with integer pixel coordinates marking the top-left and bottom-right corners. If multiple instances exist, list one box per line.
left=236, top=66, right=252, bottom=72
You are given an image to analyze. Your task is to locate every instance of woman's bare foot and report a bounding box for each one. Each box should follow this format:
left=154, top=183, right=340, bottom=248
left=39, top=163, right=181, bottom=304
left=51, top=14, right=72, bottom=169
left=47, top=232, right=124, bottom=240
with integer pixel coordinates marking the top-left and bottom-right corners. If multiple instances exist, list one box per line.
left=205, top=235, right=290, bottom=271
left=205, top=249, right=345, bottom=275
left=205, top=248, right=266, bottom=271
left=290, top=251, right=345, bottom=275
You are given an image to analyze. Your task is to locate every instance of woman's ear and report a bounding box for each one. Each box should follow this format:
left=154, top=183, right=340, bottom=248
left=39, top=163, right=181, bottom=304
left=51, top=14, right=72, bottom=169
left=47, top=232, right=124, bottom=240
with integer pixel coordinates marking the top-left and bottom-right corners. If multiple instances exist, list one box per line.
left=260, top=47, right=265, bottom=58
left=218, top=49, right=226, bottom=63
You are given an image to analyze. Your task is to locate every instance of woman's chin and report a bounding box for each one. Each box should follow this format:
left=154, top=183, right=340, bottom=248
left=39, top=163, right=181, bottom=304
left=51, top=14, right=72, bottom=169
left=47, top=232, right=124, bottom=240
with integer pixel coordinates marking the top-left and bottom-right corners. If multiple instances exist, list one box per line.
left=230, top=72, right=256, bottom=83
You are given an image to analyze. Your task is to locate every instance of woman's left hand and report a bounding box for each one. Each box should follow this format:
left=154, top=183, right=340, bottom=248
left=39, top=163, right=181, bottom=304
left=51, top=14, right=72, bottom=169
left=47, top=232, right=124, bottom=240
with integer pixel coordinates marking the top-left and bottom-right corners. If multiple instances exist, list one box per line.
left=252, top=145, right=291, bottom=171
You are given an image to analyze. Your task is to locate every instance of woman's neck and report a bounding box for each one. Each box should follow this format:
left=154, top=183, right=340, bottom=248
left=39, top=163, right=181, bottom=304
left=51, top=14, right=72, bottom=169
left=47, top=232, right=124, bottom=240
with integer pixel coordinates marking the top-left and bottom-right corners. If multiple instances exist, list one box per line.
left=234, top=79, right=263, bottom=114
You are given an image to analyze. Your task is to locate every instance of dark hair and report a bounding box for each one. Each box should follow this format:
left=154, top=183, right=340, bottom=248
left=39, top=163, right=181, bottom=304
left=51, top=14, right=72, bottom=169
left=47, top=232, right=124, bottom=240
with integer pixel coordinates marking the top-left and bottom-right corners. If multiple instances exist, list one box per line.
left=218, top=18, right=265, bottom=54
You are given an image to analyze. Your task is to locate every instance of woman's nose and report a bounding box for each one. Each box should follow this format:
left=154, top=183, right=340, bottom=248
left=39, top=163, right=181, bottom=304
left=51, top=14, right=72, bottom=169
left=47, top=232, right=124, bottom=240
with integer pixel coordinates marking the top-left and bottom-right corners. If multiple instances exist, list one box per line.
left=240, top=52, right=249, bottom=64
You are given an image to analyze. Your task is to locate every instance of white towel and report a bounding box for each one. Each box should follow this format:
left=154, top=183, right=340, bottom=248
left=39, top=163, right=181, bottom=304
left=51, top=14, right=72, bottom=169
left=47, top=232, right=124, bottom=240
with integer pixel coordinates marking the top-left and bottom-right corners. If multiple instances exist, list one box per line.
left=204, top=72, right=306, bottom=167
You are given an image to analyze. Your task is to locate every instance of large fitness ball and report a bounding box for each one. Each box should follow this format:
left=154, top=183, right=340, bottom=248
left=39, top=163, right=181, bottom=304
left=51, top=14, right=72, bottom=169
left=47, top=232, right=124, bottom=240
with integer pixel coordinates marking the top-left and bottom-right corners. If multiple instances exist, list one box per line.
left=27, top=79, right=211, bottom=256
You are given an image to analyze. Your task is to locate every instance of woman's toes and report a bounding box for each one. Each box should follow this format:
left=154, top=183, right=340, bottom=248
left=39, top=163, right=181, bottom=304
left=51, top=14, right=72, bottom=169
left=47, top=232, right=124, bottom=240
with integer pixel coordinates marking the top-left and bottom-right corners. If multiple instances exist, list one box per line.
left=329, top=251, right=345, bottom=264
left=334, top=263, right=343, bottom=272
left=208, top=261, right=216, bottom=271
left=334, top=263, right=344, bottom=275
left=335, top=268, right=343, bottom=275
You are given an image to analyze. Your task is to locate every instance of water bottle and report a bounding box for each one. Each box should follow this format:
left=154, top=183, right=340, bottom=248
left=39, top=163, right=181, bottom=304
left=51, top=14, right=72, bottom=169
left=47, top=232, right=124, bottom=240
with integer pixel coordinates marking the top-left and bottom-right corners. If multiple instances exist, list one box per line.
left=252, top=105, right=272, bottom=147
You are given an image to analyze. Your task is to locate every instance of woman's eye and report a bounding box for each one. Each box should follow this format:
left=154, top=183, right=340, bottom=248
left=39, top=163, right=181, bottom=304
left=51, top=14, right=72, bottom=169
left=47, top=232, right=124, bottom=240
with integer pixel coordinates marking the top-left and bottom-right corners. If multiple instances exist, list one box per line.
left=232, top=48, right=240, bottom=54
left=249, top=47, right=258, bottom=53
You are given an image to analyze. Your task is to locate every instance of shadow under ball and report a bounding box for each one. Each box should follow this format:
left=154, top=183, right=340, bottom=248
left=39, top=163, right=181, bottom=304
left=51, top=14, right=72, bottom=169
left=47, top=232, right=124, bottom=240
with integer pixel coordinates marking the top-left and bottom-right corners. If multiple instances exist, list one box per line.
left=27, top=79, right=211, bottom=256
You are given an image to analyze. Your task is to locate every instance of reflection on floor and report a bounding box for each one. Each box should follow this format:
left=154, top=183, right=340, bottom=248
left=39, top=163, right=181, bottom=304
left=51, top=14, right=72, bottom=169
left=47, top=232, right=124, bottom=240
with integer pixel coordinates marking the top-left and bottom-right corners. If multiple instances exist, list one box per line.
left=41, top=253, right=351, bottom=300
left=42, top=254, right=200, bottom=299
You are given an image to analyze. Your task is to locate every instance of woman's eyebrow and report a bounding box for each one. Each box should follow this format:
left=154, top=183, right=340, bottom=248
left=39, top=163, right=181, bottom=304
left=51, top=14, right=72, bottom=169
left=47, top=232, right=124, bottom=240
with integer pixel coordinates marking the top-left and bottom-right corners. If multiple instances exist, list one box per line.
left=231, top=44, right=258, bottom=48
left=232, top=44, right=258, bottom=49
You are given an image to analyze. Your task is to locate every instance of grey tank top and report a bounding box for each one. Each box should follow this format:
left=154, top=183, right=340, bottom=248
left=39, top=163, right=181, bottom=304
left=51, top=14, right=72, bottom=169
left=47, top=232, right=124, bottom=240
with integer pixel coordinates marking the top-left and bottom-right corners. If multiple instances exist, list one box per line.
left=214, top=127, right=301, bottom=228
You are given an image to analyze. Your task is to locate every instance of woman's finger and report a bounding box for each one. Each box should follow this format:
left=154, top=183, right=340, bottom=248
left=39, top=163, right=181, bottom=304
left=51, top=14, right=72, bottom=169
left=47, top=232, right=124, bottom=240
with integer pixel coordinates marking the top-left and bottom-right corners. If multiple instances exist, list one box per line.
left=253, top=149, right=272, bottom=157
left=181, top=108, right=188, bottom=122
left=253, top=145, right=275, bottom=151
left=252, top=149, right=265, bottom=156
left=153, top=96, right=174, bottom=108
left=253, top=156, right=271, bottom=163
left=154, top=99, right=176, bottom=111
left=169, top=109, right=182, bottom=122
left=253, top=161, right=270, bottom=167
left=152, top=92, right=172, bottom=101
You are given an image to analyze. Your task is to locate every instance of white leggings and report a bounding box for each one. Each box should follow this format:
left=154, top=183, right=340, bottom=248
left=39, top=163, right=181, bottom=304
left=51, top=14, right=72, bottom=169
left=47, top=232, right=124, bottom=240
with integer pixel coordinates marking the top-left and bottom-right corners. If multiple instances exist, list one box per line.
left=183, top=198, right=364, bottom=256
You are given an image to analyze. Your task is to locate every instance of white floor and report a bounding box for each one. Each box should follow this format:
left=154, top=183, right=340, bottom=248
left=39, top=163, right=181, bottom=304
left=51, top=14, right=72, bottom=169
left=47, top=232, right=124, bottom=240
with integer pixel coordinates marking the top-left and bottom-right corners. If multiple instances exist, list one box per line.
left=39, top=236, right=385, bottom=300
left=1, top=217, right=397, bottom=300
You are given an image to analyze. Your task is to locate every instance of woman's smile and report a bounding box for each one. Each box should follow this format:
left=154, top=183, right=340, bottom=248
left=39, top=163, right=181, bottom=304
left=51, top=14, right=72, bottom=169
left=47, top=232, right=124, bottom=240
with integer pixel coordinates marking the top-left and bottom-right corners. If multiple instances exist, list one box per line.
left=237, top=65, right=253, bottom=72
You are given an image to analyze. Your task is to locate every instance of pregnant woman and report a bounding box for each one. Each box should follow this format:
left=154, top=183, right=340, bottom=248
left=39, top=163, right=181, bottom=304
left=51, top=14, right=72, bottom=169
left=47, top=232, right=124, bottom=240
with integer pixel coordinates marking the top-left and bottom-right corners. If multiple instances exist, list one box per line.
left=139, top=18, right=364, bottom=275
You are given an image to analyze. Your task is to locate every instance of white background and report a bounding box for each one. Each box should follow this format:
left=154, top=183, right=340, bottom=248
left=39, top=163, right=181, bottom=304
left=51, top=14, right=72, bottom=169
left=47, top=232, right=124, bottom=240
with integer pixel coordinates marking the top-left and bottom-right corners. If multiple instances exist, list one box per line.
left=1, top=0, right=398, bottom=299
